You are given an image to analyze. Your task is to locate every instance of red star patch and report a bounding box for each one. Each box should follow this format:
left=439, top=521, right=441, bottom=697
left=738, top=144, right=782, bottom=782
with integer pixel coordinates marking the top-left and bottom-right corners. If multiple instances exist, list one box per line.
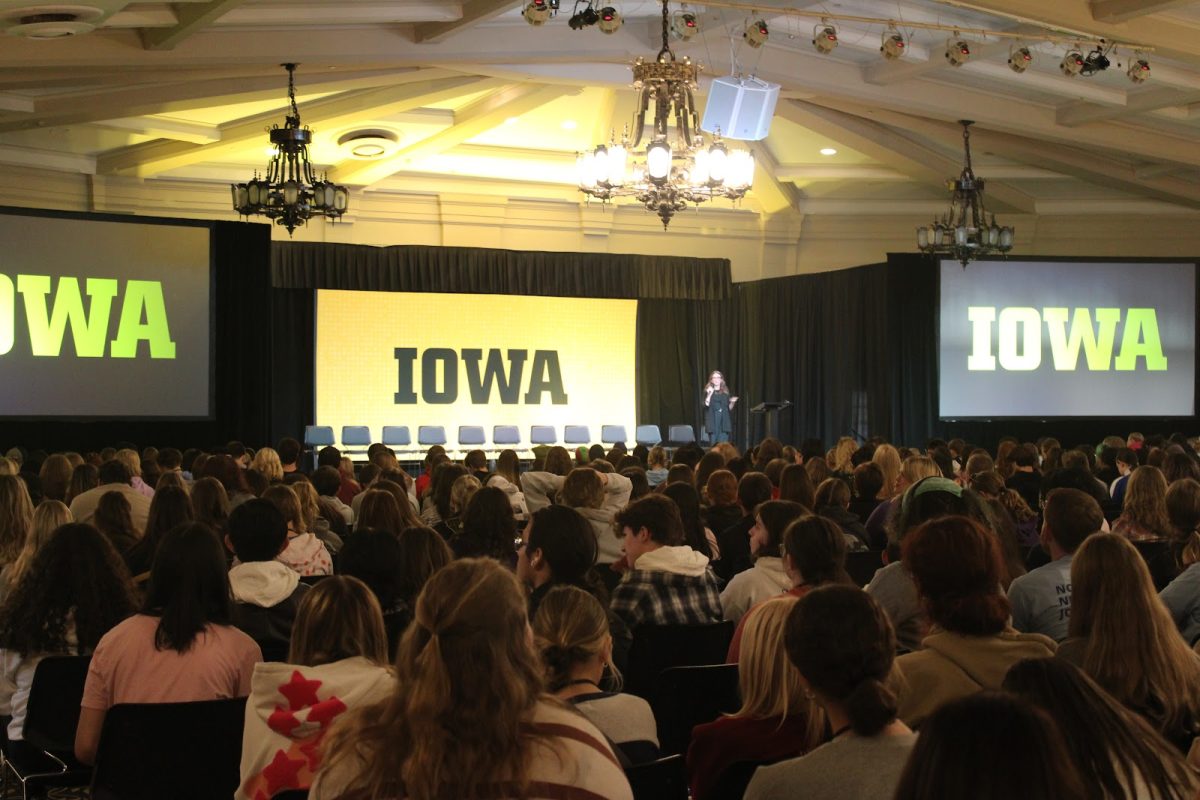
left=299, top=735, right=323, bottom=771
left=278, top=670, right=323, bottom=711
left=267, top=706, right=300, bottom=736
left=307, top=696, right=348, bottom=728
left=262, top=749, right=306, bottom=795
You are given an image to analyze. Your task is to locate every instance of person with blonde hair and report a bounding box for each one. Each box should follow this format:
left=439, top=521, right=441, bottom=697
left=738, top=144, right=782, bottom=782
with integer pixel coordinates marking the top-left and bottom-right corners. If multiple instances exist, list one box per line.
left=533, top=585, right=658, bottom=764
left=0, top=500, right=71, bottom=599
left=114, top=448, right=154, bottom=498
left=646, top=446, right=669, bottom=487
left=1061, top=533, right=1200, bottom=751
left=689, top=595, right=824, bottom=800
left=0, top=458, right=16, bottom=476
left=1113, top=465, right=1178, bottom=590
left=871, top=445, right=902, bottom=500
left=863, top=455, right=944, bottom=566
left=291, top=478, right=345, bottom=552
left=248, top=447, right=283, bottom=483
left=829, top=437, right=857, bottom=477
left=262, top=484, right=332, bottom=576
left=310, top=559, right=632, bottom=800
left=0, top=476, right=34, bottom=572
left=237, top=576, right=394, bottom=800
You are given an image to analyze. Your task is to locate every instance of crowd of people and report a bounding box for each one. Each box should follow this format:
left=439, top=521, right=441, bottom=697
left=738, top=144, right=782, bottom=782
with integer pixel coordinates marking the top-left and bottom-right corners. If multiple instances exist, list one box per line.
left=0, top=429, right=1198, bottom=798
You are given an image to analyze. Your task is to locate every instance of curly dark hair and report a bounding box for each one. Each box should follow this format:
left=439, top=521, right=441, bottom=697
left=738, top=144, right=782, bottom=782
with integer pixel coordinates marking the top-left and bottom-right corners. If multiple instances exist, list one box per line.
left=0, top=523, right=136, bottom=656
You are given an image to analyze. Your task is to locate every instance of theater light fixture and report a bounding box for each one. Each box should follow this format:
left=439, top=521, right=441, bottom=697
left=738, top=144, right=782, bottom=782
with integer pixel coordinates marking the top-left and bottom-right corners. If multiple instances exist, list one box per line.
left=1060, top=49, right=1085, bottom=76
left=1008, top=45, right=1033, bottom=73
left=231, top=64, right=348, bottom=235
left=596, top=5, right=621, bottom=33
left=916, top=120, right=1014, bottom=267
left=1081, top=45, right=1111, bottom=76
left=744, top=18, right=768, bottom=48
left=568, top=1, right=599, bottom=29
left=577, top=0, right=754, bottom=229
left=523, top=0, right=553, bottom=25
left=945, top=39, right=972, bottom=67
left=672, top=10, right=699, bottom=40
left=1128, top=57, right=1151, bottom=83
left=812, top=23, right=838, bottom=54
left=880, top=27, right=907, bottom=60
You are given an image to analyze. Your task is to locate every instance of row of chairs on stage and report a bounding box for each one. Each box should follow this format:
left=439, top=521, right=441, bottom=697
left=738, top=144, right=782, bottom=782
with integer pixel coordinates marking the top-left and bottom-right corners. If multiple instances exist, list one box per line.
left=303, top=423, right=704, bottom=459
left=1, top=620, right=752, bottom=800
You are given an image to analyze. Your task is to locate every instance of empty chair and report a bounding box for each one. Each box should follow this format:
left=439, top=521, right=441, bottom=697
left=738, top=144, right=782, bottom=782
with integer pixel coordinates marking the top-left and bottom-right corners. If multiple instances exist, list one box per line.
left=90, top=697, right=247, bottom=800
left=635, top=425, right=662, bottom=447
left=1, top=655, right=93, bottom=799
left=626, top=754, right=688, bottom=800
left=303, top=425, right=335, bottom=470
left=666, top=425, right=696, bottom=447
left=601, top=425, right=628, bottom=445
left=458, top=426, right=486, bottom=448
left=530, top=425, right=557, bottom=446
left=624, top=621, right=735, bottom=700
left=564, top=425, right=591, bottom=446
left=653, top=664, right=741, bottom=755
left=381, top=425, right=412, bottom=449
left=340, top=425, right=371, bottom=458
left=493, top=425, right=521, bottom=449
left=417, top=425, right=447, bottom=447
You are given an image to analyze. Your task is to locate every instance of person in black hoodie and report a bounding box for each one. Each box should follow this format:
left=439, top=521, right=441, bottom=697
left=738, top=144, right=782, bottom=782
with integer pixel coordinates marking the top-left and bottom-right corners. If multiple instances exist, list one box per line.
left=715, top=472, right=773, bottom=583
left=225, top=499, right=308, bottom=662
left=813, top=478, right=869, bottom=551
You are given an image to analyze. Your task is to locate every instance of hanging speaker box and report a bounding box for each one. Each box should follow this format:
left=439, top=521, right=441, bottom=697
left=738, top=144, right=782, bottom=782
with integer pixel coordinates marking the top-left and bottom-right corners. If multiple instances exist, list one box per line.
left=700, top=75, right=780, bottom=141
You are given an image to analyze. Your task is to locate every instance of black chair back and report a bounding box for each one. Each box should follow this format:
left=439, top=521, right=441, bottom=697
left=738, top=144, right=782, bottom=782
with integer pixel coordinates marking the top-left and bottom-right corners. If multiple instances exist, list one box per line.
left=271, top=791, right=310, bottom=799
left=625, top=621, right=734, bottom=699
left=653, top=664, right=740, bottom=755
left=90, top=697, right=247, bottom=800
left=845, top=550, right=884, bottom=587
left=709, top=759, right=771, bottom=799
left=23, top=655, right=92, bottom=755
left=625, top=754, right=687, bottom=800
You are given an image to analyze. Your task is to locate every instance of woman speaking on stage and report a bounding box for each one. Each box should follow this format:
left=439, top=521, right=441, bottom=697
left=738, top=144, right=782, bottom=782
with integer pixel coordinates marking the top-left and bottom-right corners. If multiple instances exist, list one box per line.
left=704, top=370, right=738, bottom=444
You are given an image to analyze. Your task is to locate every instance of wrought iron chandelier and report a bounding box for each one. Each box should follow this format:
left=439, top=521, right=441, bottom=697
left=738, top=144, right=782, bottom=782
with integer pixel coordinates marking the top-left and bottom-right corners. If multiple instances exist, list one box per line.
left=231, top=64, right=349, bottom=235
left=917, top=120, right=1014, bottom=266
left=576, top=0, right=754, bottom=228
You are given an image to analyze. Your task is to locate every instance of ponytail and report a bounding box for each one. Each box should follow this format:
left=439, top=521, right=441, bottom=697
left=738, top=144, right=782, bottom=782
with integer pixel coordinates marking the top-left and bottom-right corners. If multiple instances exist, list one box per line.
left=1181, top=530, right=1200, bottom=568
left=843, top=677, right=898, bottom=736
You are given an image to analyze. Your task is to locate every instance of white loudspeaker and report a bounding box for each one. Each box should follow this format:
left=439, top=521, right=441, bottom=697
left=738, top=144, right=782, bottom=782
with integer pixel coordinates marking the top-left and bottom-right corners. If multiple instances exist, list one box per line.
left=701, top=75, right=780, bottom=141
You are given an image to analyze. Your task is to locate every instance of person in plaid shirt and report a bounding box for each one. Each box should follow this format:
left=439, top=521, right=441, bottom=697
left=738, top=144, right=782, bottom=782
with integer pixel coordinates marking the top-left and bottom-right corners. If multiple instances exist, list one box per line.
left=610, top=495, right=723, bottom=630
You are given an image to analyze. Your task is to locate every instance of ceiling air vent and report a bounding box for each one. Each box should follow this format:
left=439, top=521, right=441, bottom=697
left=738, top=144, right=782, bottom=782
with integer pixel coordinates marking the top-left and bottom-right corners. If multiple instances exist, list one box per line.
left=4, top=5, right=104, bottom=38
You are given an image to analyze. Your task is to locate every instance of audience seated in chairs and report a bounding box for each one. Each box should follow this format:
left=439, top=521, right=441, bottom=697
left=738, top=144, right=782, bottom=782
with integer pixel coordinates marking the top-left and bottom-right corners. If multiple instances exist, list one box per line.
left=688, top=596, right=824, bottom=800
left=713, top=472, right=773, bottom=584
left=524, top=467, right=633, bottom=573
left=237, top=576, right=394, bottom=800
left=261, top=485, right=332, bottom=576
left=309, top=559, right=632, bottom=800
left=124, top=485, right=193, bottom=580
left=1162, top=478, right=1200, bottom=645
left=533, top=585, right=659, bottom=765
left=0, top=524, right=136, bottom=753
left=721, top=500, right=807, bottom=623
left=0, top=476, right=34, bottom=577
left=0, top=499, right=71, bottom=602
left=75, top=523, right=261, bottom=765
left=450, top=485, right=517, bottom=565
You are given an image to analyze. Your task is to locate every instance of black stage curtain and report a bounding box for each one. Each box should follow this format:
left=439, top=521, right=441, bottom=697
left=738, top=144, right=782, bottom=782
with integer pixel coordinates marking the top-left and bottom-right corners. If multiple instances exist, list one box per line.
left=0, top=221, right=273, bottom=452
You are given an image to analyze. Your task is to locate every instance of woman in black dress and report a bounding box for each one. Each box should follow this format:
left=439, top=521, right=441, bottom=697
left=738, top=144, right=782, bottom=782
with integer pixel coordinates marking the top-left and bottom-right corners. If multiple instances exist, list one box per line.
left=704, top=370, right=738, bottom=444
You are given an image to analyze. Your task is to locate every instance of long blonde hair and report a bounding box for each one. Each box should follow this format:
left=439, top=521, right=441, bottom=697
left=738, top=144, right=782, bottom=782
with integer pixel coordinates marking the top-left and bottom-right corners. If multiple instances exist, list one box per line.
left=829, top=437, right=857, bottom=474
left=249, top=447, right=284, bottom=482
left=319, top=559, right=554, bottom=800
left=532, top=585, right=619, bottom=692
left=288, top=576, right=388, bottom=666
left=873, top=445, right=902, bottom=499
left=7, top=500, right=71, bottom=590
left=1070, top=533, right=1200, bottom=737
left=0, top=476, right=34, bottom=565
left=1122, top=466, right=1173, bottom=539
left=732, top=596, right=825, bottom=742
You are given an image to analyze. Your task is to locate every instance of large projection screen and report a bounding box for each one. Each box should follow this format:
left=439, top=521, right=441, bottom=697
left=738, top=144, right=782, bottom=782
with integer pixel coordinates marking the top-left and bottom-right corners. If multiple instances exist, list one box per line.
left=0, top=210, right=212, bottom=419
left=316, top=290, right=638, bottom=446
left=939, top=259, right=1195, bottom=419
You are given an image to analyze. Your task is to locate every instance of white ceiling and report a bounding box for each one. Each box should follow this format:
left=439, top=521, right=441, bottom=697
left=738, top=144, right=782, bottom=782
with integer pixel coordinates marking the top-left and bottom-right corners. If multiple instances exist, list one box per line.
left=4, top=0, right=1200, bottom=219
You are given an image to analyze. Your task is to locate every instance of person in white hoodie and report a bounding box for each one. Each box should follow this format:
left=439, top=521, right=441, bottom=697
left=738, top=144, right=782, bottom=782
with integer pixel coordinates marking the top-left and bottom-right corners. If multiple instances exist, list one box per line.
left=226, top=500, right=310, bottom=662
left=523, top=467, right=632, bottom=570
left=262, top=485, right=333, bottom=576
left=721, top=500, right=807, bottom=623
left=611, top=495, right=722, bottom=631
left=237, top=576, right=394, bottom=800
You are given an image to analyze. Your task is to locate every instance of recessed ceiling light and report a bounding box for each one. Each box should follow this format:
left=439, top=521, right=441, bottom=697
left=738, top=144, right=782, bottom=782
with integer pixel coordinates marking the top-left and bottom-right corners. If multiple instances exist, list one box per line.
left=561, top=120, right=578, bottom=130
left=820, top=147, right=838, bottom=156
left=337, top=128, right=401, bottom=160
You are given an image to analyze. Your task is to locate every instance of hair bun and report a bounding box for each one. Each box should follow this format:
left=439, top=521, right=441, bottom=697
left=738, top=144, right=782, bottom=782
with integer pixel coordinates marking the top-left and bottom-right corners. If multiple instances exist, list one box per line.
left=843, top=677, right=898, bottom=736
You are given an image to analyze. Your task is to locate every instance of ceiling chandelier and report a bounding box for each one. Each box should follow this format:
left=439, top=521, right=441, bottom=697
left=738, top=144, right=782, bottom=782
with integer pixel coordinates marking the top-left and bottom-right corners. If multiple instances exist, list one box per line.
left=576, top=0, right=754, bottom=229
left=917, top=120, right=1014, bottom=267
left=231, top=63, right=349, bottom=235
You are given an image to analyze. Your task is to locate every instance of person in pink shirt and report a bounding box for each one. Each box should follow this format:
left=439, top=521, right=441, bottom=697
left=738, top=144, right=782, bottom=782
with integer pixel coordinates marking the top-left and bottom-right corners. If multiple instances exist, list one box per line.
left=75, top=523, right=261, bottom=764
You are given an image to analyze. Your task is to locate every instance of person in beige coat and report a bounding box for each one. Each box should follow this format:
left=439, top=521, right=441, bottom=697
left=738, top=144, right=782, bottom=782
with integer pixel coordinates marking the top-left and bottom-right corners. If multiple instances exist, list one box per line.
left=895, top=515, right=1056, bottom=728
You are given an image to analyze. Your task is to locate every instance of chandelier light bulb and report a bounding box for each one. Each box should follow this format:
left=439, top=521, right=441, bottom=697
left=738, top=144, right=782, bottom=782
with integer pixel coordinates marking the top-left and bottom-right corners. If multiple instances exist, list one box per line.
left=646, top=140, right=672, bottom=181
left=707, top=144, right=728, bottom=183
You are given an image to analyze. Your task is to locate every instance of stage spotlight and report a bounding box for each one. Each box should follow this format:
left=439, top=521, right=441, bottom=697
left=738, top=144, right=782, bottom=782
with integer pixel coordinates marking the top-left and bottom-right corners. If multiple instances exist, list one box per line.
left=812, top=24, right=838, bottom=54
left=523, top=0, right=552, bottom=25
left=568, top=2, right=599, bottom=30
left=596, top=6, right=621, bottom=33
left=672, top=11, right=699, bottom=40
left=1128, top=57, right=1151, bottom=83
left=1060, top=50, right=1085, bottom=76
left=744, top=19, right=768, bottom=48
left=945, top=39, right=971, bottom=67
left=1081, top=47, right=1111, bottom=76
left=1008, top=46, right=1033, bottom=73
left=880, top=28, right=907, bottom=60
